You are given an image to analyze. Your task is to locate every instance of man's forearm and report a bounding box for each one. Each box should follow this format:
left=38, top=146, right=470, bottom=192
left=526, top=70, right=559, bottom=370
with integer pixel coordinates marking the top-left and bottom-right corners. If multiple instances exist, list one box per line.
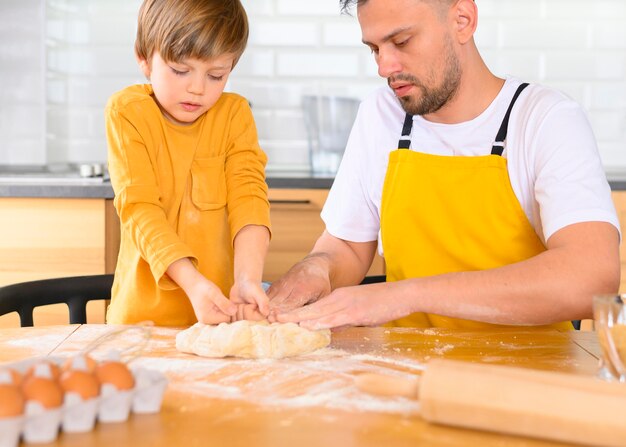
left=310, top=231, right=378, bottom=289
left=400, top=222, right=620, bottom=325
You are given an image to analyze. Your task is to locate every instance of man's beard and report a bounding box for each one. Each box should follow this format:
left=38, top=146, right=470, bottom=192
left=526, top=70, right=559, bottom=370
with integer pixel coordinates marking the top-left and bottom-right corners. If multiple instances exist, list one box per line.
left=389, top=38, right=462, bottom=116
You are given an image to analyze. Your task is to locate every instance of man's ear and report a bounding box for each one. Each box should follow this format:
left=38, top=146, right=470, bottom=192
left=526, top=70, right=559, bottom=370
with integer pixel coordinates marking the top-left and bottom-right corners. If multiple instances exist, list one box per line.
left=135, top=52, right=151, bottom=79
left=451, top=0, right=477, bottom=45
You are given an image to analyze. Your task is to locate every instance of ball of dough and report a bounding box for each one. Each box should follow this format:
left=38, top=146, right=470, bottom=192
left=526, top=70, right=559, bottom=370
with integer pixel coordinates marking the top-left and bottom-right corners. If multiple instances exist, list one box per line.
left=176, top=320, right=331, bottom=359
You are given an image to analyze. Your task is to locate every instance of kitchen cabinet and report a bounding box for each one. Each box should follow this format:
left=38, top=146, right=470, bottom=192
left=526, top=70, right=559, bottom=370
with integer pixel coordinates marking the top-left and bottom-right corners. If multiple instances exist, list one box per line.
left=264, top=188, right=385, bottom=282
left=0, top=197, right=119, bottom=327
left=612, top=191, right=626, bottom=294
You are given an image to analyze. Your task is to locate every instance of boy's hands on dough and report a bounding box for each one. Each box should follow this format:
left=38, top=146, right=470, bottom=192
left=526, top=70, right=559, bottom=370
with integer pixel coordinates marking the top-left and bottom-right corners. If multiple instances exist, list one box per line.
left=187, top=277, right=238, bottom=325
left=230, top=279, right=269, bottom=321
left=266, top=256, right=331, bottom=321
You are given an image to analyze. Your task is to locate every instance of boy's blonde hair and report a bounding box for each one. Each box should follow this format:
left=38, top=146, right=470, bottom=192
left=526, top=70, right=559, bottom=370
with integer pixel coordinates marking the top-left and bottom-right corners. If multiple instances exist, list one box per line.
left=135, top=0, right=248, bottom=66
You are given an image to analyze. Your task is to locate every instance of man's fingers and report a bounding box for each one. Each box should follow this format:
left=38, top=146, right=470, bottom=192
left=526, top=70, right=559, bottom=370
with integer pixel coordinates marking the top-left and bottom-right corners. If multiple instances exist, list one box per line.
left=276, top=296, right=340, bottom=324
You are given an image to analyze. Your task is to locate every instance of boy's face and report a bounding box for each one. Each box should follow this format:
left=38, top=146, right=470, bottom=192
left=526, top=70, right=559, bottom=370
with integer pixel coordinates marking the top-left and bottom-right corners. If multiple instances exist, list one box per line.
left=138, top=51, right=235, bottom=125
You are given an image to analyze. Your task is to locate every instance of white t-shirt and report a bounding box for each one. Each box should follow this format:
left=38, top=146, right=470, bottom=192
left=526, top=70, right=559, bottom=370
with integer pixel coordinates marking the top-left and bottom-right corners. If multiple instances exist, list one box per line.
left=321, top=78, right=620, bottom=255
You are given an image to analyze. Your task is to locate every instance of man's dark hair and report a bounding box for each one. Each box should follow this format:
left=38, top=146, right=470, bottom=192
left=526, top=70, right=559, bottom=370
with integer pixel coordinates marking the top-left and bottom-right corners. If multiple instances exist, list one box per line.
left=339, top=0, right=362, bottom=14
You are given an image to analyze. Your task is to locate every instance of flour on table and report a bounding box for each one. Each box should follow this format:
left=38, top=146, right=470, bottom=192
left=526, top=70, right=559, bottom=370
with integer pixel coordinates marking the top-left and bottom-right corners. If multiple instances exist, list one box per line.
left=176, top=320, right=331, bottom=359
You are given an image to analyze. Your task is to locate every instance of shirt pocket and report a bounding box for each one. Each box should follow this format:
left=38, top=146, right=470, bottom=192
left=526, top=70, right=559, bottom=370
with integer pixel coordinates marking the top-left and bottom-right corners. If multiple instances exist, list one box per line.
left=190, top=155, right=227, bottom=210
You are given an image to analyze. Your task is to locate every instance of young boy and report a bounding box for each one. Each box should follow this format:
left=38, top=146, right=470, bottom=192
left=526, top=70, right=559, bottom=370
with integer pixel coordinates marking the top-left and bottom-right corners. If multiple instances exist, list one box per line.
left=105, top=0, right=271, bottom=326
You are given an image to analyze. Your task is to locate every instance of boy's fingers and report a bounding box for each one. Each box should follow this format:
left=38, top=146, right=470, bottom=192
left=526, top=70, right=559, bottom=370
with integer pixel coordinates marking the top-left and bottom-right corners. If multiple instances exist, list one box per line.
left=211, top=293, right=237, bottom=315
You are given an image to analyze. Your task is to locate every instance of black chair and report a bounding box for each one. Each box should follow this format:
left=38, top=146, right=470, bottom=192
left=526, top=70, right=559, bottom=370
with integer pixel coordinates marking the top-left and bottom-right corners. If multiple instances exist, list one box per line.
left=0, top=274, right=113, bottom=327
left=359, top=275, right=580, bottom=329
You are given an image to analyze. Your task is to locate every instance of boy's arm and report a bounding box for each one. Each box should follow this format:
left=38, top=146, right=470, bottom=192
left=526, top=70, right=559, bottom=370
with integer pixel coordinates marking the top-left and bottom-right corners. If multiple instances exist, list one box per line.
left=229, top=225, right=271, bottom=317
left=106, top=105, right=197, bottom=288
left=167, top=258, right=237, bottom=324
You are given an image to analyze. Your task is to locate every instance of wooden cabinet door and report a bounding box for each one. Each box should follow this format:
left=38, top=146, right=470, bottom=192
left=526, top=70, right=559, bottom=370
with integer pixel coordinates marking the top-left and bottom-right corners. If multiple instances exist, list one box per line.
left=264, top=189, right=384, bottom=282
left=611, top=191, right=626, bottom=293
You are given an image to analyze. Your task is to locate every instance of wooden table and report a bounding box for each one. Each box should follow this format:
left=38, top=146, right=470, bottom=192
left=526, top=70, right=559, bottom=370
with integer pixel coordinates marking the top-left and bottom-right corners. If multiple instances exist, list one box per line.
left=0, top=325, right=603, bottom=447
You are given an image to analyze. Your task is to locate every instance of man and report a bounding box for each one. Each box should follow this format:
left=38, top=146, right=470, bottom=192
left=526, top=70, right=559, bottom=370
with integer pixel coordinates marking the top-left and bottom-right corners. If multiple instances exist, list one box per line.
left=267, top=0, right=620, bottom=330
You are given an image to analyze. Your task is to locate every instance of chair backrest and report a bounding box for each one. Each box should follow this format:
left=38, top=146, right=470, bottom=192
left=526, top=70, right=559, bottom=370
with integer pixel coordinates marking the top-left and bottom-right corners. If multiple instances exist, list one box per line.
left=0, top=274, right=113, bottom=327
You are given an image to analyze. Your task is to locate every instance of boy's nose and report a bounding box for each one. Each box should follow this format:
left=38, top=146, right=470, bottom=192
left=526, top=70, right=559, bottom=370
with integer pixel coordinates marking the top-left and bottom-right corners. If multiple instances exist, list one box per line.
left=187, top=76, right=205, bottom=95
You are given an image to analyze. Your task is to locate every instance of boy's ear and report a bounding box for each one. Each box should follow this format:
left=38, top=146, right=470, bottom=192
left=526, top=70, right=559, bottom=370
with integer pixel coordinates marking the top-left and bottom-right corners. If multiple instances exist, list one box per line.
left=135, top=52, right=151, bottom=79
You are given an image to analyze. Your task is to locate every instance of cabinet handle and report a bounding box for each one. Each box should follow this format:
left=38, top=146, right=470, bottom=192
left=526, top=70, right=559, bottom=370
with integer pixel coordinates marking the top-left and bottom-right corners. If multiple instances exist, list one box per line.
left=269, top=199, right=312, bottom=205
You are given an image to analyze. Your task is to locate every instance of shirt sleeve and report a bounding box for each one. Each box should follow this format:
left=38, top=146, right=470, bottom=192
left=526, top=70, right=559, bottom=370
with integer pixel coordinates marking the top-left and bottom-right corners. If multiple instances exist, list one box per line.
left=531, top=99, right=620, bottom=241
left=106, top=105, right=197, bottom=288
left=224, top=99, right=271, bottom=244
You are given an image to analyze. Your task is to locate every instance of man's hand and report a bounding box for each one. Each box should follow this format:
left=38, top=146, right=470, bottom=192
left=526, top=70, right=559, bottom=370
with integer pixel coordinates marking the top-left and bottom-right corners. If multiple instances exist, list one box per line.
left=276, top=281, right=414, bottom=330
left=230, top=279, right=269, bottom=321
left=266, top=254, right=332, bottom=321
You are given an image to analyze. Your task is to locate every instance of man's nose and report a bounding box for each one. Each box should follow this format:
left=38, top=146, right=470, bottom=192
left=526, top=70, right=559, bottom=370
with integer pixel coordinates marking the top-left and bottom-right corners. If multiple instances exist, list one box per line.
left=377, top=49, right=402, bottom=79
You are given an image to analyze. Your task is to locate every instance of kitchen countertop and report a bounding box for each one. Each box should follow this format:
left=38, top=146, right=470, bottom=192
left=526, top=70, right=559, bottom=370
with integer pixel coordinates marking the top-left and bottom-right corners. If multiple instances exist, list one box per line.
left=2, top=170, right=626, bottom=199
left=0, top=324, right=605, bottom=447
left=0, top=170, right=334, bottom=199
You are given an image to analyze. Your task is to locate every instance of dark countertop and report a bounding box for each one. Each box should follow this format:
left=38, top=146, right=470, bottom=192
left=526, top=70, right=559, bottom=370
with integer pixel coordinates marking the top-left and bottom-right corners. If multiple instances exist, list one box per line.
left=1, top=170, right=626, bottom=199
left=0, top=171, right=334, bottom=199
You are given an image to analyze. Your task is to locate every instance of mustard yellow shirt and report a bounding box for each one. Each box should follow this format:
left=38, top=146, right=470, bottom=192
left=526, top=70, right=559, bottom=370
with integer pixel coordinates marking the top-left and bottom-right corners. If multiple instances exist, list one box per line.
left=105, top=84, right=271, bottom=326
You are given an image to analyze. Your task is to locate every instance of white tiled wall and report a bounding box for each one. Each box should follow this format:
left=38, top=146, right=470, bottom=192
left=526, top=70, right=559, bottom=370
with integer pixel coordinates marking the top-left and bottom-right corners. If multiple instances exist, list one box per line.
left=0, top=0, right=624, bottom=171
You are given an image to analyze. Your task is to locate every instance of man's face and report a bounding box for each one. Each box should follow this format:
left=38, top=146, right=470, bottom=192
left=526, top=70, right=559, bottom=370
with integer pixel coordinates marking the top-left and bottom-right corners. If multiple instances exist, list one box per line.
left=358, top=0, right=462, bottom=116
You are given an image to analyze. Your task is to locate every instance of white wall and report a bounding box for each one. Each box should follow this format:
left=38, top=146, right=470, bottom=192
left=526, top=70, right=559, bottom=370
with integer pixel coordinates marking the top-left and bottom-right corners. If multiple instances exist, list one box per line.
left=0, top=0, right=624, bottom=171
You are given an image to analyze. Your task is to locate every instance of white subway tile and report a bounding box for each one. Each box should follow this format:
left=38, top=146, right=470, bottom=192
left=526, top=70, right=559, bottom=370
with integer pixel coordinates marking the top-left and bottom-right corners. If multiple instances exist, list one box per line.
left=228, top=81, right=306, bottom=108
left=545, top=1, right=626, bottom=19
left=322, top=22, right=363, bottom=47
left=0, top=139, right=46, bottom=164
left=597, top=141, right=626, bottom=168
left=500, top=21, right=589, bottom=49
left=276, top=0, right=341, bottom=16
left=241, top=0, right=273, bottom=16
left=593, top=23, right=626, bottom=49
left=482, top=50, right=543, bottom=81
left=250, top=21, right=319, bottom=46
left=589, top=111, right=626, bottom=140
left=474, top=20, right=499, bottom=49
left=235, top=50, right=275, bottom=77
left=477, top=0, right=543, bottom=19
left=277, top=52, right=359, bottom=77
left=589, top=82, right=626, bottom=109
left=545, top=51, right=625, bottom=81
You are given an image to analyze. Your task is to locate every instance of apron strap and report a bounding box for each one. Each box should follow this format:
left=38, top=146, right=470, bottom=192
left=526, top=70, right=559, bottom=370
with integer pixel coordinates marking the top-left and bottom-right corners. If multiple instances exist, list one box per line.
left=398, top=113, right=414, bottom=149
left=491, top=82, right=530, bottom=156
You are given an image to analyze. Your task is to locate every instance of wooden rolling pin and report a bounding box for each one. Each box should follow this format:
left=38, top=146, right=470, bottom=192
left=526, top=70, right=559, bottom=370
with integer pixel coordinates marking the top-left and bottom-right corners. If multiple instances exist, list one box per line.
left=356, top=359, right=626, bottom=447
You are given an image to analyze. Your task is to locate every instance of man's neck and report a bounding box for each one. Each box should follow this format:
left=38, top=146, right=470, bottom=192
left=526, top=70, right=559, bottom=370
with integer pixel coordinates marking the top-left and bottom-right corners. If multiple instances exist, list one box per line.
left=423, top=54, right=504, bottom=125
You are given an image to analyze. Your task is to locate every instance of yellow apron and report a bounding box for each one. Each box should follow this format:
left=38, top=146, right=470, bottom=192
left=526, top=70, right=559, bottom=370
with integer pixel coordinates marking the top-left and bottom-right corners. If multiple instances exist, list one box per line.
left=380, top=83, right=573, bottom=330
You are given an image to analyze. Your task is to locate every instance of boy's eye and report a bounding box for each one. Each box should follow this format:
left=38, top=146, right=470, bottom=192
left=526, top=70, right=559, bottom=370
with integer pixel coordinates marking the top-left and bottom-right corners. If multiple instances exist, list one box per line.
left=209, top=75, right=224, bottom=81
left=170, top=67, right=188, bottom=75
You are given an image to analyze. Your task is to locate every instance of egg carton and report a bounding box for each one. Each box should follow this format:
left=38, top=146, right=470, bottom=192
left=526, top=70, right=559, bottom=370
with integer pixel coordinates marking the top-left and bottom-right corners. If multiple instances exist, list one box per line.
left=0, top=355, right=168, bottom=447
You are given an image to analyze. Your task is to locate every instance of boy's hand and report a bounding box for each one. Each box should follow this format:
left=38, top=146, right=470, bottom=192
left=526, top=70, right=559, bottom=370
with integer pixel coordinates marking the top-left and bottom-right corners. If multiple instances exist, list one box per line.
left=230, top=279, right=269, bottom=320
left=187, top=277, right=237, bottom=325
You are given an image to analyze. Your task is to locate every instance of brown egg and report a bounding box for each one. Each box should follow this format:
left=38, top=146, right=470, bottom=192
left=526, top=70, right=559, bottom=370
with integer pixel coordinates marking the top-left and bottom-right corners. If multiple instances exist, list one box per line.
left=60, top=369, right=100, bottom=400
left=25, top=361, right=61, bottom=381
left=95, top=361, right=135, bottom=390
left=0, top=383, right=25, bottom=417
left=62, top=354, right=98, bottom=373
left=21, top=376, right=63, bottom=409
